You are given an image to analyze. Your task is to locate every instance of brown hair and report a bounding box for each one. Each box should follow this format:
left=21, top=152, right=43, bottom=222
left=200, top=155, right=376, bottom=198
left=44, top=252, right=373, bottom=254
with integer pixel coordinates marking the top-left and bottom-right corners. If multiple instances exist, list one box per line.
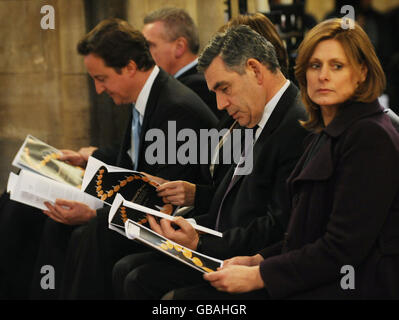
left=220, top=13, right=289, bottom=77
left=77, top=18, right=154, bottom=73
left=295, top=18, right=386, bottom=132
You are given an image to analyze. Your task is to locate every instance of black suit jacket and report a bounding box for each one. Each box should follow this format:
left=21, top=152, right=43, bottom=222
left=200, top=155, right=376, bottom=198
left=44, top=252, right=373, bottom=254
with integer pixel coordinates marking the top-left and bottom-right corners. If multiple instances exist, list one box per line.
left=196, top=83, right=308, bottom=260
left=194, top=114, right=240, bottom=214
left=93, top=68, right=218, bottom=183
left=177, top=65, right=225, bottom=120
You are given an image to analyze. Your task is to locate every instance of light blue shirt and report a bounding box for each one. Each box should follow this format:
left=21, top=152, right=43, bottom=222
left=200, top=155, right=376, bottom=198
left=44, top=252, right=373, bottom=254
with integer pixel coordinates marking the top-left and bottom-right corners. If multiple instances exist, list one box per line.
left=174, top=58, right=198, bottom=78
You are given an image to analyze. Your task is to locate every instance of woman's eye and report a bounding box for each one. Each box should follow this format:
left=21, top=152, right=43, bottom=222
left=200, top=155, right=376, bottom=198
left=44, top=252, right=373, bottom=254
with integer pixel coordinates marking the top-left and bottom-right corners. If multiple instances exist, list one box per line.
left=309, top=63, right=320, bottom=69
left=333, top=64, right=343, bottom=70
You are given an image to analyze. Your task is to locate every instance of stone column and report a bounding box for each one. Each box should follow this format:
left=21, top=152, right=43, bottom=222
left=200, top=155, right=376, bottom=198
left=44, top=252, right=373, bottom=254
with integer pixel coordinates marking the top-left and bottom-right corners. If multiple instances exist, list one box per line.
left=0, top=0, right=90, bottom=187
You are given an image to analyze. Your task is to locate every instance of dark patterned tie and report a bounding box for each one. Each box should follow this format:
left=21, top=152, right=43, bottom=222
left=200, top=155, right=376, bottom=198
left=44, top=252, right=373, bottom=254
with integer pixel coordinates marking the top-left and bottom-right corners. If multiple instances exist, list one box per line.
left=214, top=125, right=259, bottom=231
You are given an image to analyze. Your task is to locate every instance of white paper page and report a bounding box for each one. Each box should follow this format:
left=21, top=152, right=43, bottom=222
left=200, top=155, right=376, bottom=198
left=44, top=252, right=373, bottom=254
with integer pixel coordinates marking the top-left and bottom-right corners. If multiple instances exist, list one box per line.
left=10, top=170, right=103, bottom=211
left=11, top=134, right=84, bottom=187
left=110, top=194, right=222, bottom=238
left=124, top=219, right=223, bottom=273
left=12, top=134, right=62, bottom=170
left=10, top=171, right=55, bottom=210
left=125, top=220, right=140, bottom=239
left=108, top=193, right=124, bottom=224
left=81, top=156, right=105, bottom=191
left=7, top=172, right=18, bottom=193
left=11, top=134, right=33, bottom=169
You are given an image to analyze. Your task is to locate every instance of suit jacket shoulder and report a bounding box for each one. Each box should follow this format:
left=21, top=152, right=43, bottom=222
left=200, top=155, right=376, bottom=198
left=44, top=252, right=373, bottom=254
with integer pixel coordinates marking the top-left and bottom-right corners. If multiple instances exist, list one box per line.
left=196, top=83, right=308, bottom=259
left=177, top=65, right=224, bottom=119
left=117, top=69, right=218, bottom=183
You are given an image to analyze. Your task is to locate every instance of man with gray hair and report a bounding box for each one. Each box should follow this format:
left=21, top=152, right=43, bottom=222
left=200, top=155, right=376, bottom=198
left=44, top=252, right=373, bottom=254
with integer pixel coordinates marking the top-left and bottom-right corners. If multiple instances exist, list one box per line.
left=112, top=25, right=309, bottom=299
left=142, top=7, right=221, bottom=118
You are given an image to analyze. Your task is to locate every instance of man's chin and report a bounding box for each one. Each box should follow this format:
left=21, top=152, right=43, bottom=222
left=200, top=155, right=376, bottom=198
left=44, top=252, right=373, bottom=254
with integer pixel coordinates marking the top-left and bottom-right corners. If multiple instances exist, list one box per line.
left=112, top=98, right=129, bottom=106
left=237, top=118, right=249, bottom=128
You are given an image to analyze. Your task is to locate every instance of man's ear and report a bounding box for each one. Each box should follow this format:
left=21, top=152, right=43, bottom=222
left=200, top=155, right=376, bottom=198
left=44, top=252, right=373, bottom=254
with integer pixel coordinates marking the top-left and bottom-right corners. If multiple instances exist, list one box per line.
left=246, top=58, right=263, bottom=84
left=125, top=60, right=138, bottom=76
left=174, top=37, right=188, bottom=59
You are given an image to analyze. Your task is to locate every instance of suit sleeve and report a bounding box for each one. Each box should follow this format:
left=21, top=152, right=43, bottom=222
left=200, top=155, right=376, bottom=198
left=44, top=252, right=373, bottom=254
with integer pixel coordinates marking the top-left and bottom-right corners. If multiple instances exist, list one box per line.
left=92, top=145, right=121, bottom=166
left=149, top=101, right=217, bottom=183
left=259, top=121, right=399, bottom=299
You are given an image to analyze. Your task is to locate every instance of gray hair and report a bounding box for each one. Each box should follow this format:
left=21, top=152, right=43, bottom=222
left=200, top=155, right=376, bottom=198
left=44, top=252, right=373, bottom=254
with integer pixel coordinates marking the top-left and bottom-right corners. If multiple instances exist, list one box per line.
left=198, top=25, right=280, bottom=74
left=144, top=7, right=200, bottom=54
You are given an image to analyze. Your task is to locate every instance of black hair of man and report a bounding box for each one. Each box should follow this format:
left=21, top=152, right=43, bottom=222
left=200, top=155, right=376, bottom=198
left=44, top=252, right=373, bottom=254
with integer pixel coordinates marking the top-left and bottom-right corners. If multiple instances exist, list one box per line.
left=77, top=18, right=155, bottom=73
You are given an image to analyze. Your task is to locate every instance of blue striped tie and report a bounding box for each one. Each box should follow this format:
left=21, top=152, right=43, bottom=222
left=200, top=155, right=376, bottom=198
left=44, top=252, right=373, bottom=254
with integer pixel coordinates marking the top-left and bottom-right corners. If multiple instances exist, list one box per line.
left=131, top=106, right=141, bottom=170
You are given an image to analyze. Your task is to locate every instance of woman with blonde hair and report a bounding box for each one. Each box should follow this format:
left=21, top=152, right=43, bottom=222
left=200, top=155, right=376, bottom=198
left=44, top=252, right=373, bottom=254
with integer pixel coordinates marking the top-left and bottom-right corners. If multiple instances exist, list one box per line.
left=199, top=18, right=399, bottom=299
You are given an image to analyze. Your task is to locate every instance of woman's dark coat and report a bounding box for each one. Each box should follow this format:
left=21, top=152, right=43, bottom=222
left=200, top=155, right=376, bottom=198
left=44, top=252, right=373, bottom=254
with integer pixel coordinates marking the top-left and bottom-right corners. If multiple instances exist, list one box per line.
left=259, top=100, right=399, bottom=299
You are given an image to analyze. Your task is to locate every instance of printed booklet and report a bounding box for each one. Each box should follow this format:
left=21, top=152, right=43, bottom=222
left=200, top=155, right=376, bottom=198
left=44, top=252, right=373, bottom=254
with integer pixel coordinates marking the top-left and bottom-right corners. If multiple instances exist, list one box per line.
left=8, top=135, right=101, bottom=211
left=12, top=134, right=84, bottom=188
left=82, top=156, right=178, bottom=215
left=109, top=193, right=223, bottom=273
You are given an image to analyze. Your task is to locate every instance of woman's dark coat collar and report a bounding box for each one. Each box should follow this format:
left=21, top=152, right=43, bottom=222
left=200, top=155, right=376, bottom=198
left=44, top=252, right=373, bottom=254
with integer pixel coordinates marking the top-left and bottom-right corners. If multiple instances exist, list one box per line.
left=323, top=99, right=384, bottom=138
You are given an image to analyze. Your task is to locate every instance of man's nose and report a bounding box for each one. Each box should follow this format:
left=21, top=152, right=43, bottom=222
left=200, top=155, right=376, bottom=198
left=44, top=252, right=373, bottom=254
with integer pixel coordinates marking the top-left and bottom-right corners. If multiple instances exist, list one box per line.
left=216, top=94, right=229, bottom=110
left=94, top=80, right=105, bottom=95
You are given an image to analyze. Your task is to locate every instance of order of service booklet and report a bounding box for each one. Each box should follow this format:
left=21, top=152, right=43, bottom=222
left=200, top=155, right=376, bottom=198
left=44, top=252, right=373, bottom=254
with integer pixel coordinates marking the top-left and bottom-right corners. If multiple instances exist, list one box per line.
left=109, top=193, right=223, bottom=273
left=8, top=135, right=103, bottom=211
left=8, top=169, right=103, bottom=211
left=12, top=134, right=85, bottom=188
left=82, top=156, right=178, bottom=216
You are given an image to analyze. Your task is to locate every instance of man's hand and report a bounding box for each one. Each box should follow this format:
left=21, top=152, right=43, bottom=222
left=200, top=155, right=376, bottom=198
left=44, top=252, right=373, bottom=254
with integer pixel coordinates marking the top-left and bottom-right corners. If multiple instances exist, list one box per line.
left=203, top=265, right=265, bottom=293
left=146, top=215, right=199, bottom=250
left=59, top=149, right=87, bottom=167
left=140, top=172, right=169, bottom=186
left=43, top=199, right=96, bottom=225
left=156, top=181, right=196, bottom=206
left=59, top=146, right=98, bottom=167
left=223, top=254, right=264, bottom=267
left=78, top=146, right=98, bottom=161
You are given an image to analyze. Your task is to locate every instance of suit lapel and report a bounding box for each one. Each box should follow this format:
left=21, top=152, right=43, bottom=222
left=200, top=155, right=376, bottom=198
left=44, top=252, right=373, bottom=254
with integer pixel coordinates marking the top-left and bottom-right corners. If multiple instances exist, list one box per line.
left=227, top=83, right=300, bottom=190
left=137, top=69, right=168, bottom=166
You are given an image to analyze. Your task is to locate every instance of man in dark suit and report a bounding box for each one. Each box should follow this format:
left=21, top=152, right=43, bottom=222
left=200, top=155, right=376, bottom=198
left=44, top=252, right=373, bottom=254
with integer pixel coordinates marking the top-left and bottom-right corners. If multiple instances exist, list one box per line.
left=112, top=25, right=308, bottom=299
left=142, top=7, right=223, bottom=119
left=28, top=18, right=217, bottom=299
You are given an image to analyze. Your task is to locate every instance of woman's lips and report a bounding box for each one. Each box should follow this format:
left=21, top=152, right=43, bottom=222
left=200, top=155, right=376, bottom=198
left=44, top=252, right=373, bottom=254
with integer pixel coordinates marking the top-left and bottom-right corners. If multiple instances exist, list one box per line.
left=317, top=88, right=333, bottom=93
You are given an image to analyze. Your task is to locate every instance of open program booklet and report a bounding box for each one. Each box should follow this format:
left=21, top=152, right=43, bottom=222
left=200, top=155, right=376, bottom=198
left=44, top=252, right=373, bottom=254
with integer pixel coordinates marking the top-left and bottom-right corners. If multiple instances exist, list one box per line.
left=7, top=169, right=103, bottom=211
left=82, top=157, right=178, bottom=216
left=8, top=135, right=102, bottom=211
left=109, top=194, right=223, bottom=273
left=12, top=134, right=84, bottom=188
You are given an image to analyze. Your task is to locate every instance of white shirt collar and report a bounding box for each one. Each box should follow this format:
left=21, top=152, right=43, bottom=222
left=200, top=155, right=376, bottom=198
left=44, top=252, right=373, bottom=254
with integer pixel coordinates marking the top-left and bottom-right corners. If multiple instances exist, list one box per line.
left=174, top=58, right=198, bottom=78
left=134, top=65, right=160, bottom=123
left=255, top=80, right=290, bottom=141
